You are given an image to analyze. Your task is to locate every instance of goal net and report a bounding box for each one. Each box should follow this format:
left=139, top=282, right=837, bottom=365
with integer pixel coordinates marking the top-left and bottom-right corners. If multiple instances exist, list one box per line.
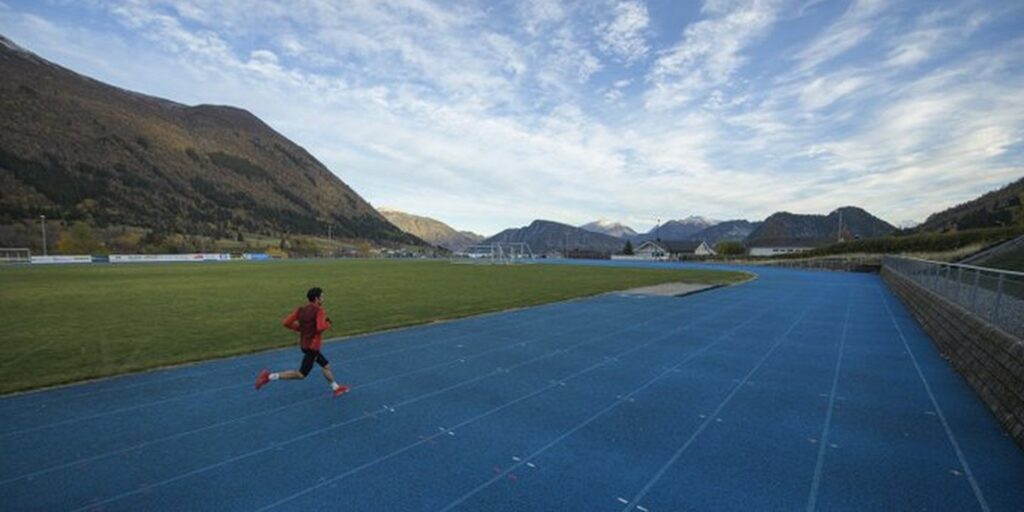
left=0, top=248, right=31, bottom=264
left=451, top=243, right=534, bottom=265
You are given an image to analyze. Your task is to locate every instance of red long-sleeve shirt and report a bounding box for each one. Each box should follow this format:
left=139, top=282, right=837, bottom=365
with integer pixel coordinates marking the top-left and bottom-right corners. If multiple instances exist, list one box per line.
left=283, top=303, right=331, bottom=351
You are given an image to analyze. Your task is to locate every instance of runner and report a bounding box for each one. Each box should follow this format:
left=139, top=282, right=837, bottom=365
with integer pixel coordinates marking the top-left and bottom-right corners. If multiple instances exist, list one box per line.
left=255, top=287, right=349, bottom=397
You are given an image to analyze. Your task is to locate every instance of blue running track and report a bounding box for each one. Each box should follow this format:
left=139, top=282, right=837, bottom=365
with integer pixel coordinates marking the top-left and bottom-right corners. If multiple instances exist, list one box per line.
left=0, top=261, right=1022, bottom=511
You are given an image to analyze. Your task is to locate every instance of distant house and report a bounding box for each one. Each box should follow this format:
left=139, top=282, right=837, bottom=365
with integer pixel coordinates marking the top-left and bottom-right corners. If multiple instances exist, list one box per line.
left=633, top=240, right=716, bottom=260
left=747, top=239, right=827, bottom=257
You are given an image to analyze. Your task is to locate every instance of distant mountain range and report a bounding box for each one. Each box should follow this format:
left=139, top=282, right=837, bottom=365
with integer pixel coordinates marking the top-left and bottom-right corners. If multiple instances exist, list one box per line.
left=914, top=176, right=1024, bottom=232
left=487, top=216, right=760, bottom=255
left=690, top=220, right=761, bottom=245
left=483, top=220, right=626, bottom=255
left=482, top=208, right=897, bottom=256
left=579, top=216, right=723, bottom=242
left=580, top=216, right=757, bottom=246
left=379, top=208, right=483, bottom=252
left=579, top=219, right=637, bottom=239
left=0, top=35, right=418, bottom=245
left=633, top=216, right=719, bottom=242
left=745, top=207, right=896, bottom=247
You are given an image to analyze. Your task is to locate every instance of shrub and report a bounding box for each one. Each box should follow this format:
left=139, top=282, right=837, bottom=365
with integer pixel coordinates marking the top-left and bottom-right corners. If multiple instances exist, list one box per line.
left=774, top=226, right=1024, bottom=259
left=715, top=241, right=746, bottom=256
left=57, top=222, right=104, bottom=254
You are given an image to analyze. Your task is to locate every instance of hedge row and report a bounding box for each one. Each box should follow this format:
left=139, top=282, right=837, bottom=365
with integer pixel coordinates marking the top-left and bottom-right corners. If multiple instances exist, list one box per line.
left=774, top=226, right=1024, bottom=259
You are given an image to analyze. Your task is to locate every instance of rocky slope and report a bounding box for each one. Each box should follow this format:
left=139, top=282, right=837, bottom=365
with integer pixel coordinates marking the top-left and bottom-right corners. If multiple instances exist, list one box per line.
left=379, top=208, right=483, bottom=251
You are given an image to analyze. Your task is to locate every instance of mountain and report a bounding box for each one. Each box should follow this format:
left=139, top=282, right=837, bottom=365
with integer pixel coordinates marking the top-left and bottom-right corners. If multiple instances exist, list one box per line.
left=379, top=208, right=483, bottom=252
left=915, top=176, right=1024, bottom=232
left=634, top=216, right=719, bottom=242
left=0, top=35, right=419, bottom=245
left=688, top=220, right=761, bottom=245
left=579, top=219, right=637, bottom=239
left=745, top=207, right=896, bottom=247
left=482, top=220, right=626, bottom=255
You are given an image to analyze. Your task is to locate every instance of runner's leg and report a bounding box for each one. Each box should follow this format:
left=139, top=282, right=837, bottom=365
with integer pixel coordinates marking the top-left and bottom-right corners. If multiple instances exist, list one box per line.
left=278, top=349, right=317, bottom=379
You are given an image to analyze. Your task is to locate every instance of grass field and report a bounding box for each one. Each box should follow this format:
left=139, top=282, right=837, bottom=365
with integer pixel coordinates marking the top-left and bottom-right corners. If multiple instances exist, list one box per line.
left=0, top=259, right=746, bottom=394
left=978, top=245, right=1024, bottom=271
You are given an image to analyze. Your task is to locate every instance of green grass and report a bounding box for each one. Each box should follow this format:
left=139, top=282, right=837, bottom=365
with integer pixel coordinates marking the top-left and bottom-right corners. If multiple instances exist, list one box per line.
left=976, top=245, right=1024, bottom=271
left=0, top=259, right=746, bottom=394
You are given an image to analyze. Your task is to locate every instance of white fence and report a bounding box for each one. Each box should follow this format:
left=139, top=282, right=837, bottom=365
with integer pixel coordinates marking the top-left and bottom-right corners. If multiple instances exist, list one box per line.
left=30, top=255, right=93, bottom=265
left=12, top=253, right=236, bottom=265
left=108, top=253, right=231, bottom=264
left=883, top=255, right=1024, bottom=339
left=610, top=255, right=650, bottom=261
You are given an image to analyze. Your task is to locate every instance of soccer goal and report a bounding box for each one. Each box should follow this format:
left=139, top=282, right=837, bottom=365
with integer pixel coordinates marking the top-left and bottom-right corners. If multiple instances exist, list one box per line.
left=0, top=248, right=31, bottom=264
left=451, top=243, right=534, bottom=265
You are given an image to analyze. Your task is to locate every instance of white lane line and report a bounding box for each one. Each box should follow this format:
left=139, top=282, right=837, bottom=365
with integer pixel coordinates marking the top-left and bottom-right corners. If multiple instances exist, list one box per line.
left=806, top=286, right=853, bottom=512
left=437, top=302, right=775, bottom=512
left=619, top=301, right=815, bottom=512
left=877, top=287, right=990, bottom=512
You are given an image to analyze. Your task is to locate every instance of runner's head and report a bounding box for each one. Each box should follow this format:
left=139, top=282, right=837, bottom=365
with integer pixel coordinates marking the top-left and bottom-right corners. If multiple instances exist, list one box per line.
left=307, top=287, right=323, bottom=303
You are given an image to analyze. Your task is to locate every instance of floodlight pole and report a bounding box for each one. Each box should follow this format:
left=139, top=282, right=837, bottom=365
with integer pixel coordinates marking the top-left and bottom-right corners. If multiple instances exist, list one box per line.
left=656, top=218, right=661, bottom=259
left=837, top=210, right=843, bottom=243
left=40, top=215, right=47, bottom=256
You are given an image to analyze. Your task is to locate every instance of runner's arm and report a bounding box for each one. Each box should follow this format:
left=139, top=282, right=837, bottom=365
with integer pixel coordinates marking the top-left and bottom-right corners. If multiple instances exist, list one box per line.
left=317, top=308, right=331, bottom=333
left=282, top=309, right=301, bottom=332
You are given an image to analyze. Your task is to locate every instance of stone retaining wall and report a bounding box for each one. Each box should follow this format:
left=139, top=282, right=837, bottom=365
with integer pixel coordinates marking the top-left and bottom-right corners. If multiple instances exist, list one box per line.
left=761, top=257, right=881, bottom=273
left=882, top=267, right=1024, bottom=451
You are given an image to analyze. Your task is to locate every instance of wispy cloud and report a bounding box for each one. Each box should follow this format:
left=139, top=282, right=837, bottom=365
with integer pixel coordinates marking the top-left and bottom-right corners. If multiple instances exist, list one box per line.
left=596, top=1, right=650, bottom=64
left=883, top=4, right=990, bottom=69
left=792, top=0, right=888, bottom=73
left=645, top=0, right=781, bottom=111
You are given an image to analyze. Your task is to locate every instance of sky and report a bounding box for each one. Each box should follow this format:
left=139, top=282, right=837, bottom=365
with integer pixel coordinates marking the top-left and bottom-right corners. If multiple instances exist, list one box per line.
left=1, top=0, right=1022, bottom=236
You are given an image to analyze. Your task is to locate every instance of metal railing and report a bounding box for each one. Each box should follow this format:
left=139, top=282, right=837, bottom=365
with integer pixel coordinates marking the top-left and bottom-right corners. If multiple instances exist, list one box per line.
left=883, top=255, right=1024, bottom=339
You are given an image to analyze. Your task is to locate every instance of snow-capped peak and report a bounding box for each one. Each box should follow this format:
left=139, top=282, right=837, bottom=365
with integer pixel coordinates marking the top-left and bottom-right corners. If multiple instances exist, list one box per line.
left=678, top=215, right=718, bottom=226
left=579, top=219, right=638, bottom=238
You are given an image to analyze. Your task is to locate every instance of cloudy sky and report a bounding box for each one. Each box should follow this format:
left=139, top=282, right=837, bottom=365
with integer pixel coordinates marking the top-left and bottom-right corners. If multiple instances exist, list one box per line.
left=2, top=0, right=1022, bottom=235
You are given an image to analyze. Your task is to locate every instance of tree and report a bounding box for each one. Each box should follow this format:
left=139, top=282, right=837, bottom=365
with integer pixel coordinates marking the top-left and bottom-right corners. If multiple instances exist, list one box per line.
left=289, top=237, right=320, bottom=257
left=714, top=240, right=746, bottom=256
left=109, top=230, right=143, bottom=253
left=1015, top=192, right=1024, bottom=226
left=356, top=241, right=372, bottom=258
left=57, top=222, right=104, bottom=254
left=623, top=240, right=634, bottom=255
left=141, top=230, right=165, bottom=252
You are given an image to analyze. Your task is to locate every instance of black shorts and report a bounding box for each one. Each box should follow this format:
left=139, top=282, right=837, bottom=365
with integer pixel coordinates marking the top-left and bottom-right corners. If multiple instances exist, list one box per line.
left=299, top=348, right=330, bottom=376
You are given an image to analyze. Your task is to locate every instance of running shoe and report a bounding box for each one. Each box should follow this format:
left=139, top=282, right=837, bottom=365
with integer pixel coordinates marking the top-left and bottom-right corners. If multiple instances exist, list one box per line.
left=255, top=369, right=271, bottom=390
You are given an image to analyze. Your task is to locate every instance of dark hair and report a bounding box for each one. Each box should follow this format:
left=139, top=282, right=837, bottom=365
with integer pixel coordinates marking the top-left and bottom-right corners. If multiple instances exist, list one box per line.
left=306, top=287, right=323, bottom=302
